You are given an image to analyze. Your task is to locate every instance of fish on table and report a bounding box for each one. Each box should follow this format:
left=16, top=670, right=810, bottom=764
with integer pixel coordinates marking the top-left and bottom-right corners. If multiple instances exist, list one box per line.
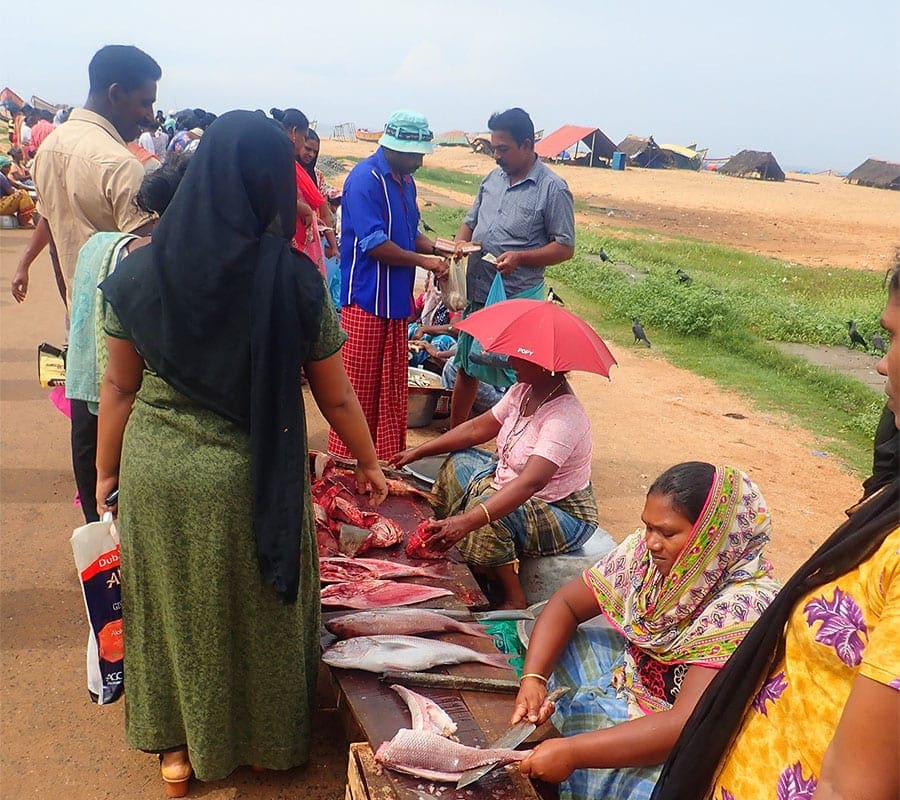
left=389, top=684, right=458, bottom=739
left=311, top=475, right=406, bottom=557
left=406, top=519, right=445, bottom=560
left=374, top=728, right=529, bottom=782
left=321, top=634, right=511, bottom=672
left=320, top=556, right=446, bottom=583
left=324, top=608, right=489, bottom=639
left=320, top=579, right=452, bottom=610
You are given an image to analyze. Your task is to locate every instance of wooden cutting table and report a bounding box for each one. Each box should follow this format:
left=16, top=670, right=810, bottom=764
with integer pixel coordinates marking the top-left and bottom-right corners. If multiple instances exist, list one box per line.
left=318, top=482, right=542, bottom=800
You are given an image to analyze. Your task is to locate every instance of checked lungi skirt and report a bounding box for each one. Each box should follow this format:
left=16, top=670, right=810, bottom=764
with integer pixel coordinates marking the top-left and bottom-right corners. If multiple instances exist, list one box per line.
left=328, top=304, right=407, bottom=461
left=433, top=448, right=598, bottom=567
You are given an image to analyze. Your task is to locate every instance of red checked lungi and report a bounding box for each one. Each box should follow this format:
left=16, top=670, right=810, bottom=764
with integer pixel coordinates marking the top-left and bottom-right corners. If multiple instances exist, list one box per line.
left=328, top=304, right=407, bottom=460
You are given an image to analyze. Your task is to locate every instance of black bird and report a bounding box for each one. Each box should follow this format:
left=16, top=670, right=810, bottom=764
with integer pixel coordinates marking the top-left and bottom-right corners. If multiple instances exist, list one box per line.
left=547, top=287, right=565, bottom=305
left=631, top=317, right=651, bottom=347
left=872, top=333, right=887, bottom=355
left=847, top=320, right=867, bottom=350
left=676, top=268, right=693, bottom=284
left=422, top=220, right=436, bottom=233
left=598, top=247, right=609, bottom=262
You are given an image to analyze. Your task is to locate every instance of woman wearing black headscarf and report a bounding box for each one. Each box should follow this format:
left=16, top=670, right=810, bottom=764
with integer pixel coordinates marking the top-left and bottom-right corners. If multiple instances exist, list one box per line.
left=651, top=268, right=900, bottom=800
left=96, top=110, right=386, bottom=795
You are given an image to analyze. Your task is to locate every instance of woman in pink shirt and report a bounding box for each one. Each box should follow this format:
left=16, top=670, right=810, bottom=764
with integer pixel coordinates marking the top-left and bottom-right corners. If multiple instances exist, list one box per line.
left=391, top=356, right=598, bottom=608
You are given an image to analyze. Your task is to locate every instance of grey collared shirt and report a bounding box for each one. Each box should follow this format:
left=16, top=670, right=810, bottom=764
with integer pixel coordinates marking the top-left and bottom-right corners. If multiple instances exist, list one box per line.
left=464, top=158, right=575, bottom=303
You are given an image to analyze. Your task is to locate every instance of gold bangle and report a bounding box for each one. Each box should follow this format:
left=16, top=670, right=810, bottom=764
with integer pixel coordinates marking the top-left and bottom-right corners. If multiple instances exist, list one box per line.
left=477, top=501, right=491, bottom=524
left=520, top=673, right=548, bottom=684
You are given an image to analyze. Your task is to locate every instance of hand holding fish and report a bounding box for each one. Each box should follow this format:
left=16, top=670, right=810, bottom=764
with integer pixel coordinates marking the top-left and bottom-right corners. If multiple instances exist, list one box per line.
left=518, top=737, right=578, bottom=783
left=420, top=514, right=476, bottom=550
left=511, top=675, right=555, bottom=726
left=355, top=461, right=388, bottom=506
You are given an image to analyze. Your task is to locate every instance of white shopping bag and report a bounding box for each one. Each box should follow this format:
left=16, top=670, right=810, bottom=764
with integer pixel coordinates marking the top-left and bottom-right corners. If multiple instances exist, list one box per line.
left=70, top=512, right=123, bottom=704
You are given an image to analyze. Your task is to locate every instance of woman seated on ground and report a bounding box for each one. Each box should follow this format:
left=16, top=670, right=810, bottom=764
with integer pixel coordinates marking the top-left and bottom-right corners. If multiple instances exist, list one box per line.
left=7, top=147, right=34, bottom=187
left=653, top=276, right=900, bottom=800
left=391, top=356, right=598, bottom=608
left=0, top=155, right=35, bottom=227
left=513, top=462, right=780, bottom=800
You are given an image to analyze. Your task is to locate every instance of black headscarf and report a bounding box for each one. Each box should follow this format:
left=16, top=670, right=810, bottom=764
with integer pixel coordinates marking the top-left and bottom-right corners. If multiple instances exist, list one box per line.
left=101, top=110, right=325, bottom=603
left=650, top=478, right=899, bottom=799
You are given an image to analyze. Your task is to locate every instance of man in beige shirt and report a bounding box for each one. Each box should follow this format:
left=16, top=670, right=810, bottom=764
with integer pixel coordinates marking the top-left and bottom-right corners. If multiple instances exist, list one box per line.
left=29, top=44, right=162, bottom=522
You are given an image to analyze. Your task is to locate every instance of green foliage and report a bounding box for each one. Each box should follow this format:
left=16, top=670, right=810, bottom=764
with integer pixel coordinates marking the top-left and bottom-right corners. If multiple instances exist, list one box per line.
left=564, top=233, right=886, bottom=346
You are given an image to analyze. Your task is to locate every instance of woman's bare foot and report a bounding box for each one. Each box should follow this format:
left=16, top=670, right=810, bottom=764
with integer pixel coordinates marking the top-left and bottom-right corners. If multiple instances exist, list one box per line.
left=485, top=563, right=529, bottom=609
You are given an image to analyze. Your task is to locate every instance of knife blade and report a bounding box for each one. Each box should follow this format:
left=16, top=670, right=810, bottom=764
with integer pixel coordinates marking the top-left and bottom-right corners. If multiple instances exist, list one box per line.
left=455, top=686, right=569, bottom=789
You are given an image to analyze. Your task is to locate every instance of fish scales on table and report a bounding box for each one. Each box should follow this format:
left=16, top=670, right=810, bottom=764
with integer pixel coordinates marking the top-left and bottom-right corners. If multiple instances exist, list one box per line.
left=374, top=729, right=530, bottom=782
left=320, top=580, right=453, bottom=610
left=389, top=684, right=458, bottom=739
left=324, top=608, right=490, bottom=639
left=321, top=634, right=511, bottom=672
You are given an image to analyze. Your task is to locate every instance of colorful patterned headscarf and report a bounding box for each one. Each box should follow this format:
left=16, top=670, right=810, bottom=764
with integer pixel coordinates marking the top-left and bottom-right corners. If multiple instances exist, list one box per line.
left=585, top=465, right=780, bottom=669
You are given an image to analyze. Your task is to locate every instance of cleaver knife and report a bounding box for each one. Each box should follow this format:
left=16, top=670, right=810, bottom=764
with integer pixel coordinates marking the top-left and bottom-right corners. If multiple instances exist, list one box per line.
left=455, top=686, right=569, bottom=789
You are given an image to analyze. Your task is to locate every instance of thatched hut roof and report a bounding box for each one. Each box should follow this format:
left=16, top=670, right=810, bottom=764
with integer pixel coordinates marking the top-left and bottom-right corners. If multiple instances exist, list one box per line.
left=844, top=159, right=900, bottom=190
left=719, top=150, right=785, bottom=181
left=616, top=135, right=651, bottom=159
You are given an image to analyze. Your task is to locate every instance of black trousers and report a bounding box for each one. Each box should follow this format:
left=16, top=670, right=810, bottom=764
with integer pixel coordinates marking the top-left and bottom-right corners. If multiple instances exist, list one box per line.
left=70, top=399, right=99, bottom=523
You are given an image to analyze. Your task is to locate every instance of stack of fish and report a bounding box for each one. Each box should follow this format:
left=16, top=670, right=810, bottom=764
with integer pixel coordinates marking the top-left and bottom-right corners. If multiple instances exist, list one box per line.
left=322, top=609, right=505, bottom=671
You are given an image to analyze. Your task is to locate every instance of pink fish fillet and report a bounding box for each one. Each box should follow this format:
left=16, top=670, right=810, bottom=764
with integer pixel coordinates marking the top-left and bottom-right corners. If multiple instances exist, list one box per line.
left=374, top=729, right=530, bottom=782
left=390, top=685, right=458, bottom=738
left=319, top=556, right=446, bottom=584
left=320, top=579, right=452, bottom=609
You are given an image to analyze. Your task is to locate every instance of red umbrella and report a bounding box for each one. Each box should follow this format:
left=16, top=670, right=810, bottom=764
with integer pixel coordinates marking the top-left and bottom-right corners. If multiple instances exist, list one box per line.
left=453, top=299, right=617, bottom=376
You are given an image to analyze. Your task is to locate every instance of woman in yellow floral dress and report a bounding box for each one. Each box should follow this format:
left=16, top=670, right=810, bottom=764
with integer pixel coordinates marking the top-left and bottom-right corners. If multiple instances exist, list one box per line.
left=653, top=269, right=900, bottom=800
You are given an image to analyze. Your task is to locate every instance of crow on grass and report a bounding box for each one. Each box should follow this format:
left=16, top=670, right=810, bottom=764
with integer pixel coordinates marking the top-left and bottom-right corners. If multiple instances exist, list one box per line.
left=631, top=317, right=651, bottom=347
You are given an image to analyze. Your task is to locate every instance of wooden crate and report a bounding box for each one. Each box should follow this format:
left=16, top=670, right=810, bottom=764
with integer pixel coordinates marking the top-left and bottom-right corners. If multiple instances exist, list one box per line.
left=346, top=742, right=397, bottom=800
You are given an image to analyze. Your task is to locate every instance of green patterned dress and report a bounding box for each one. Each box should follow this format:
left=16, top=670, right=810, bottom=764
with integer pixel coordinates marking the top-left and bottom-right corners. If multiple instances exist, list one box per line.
left=105, top=303, right=345, bottom=781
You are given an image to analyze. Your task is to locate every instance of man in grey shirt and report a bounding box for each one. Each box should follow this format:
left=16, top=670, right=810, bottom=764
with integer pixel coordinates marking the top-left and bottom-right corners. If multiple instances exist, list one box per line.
left=450, top=107, right=575, bottom=426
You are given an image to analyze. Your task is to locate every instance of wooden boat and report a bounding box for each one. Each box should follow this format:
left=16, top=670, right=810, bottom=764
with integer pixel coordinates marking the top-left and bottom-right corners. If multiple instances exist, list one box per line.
left=355, top=128, right=382, bottom=143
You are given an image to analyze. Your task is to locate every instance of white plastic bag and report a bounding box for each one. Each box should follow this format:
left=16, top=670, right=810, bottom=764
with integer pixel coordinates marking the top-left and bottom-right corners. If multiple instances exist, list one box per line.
left=70, top=512, right=123, bottom=704
left=437, top=256, right=468, bottom=312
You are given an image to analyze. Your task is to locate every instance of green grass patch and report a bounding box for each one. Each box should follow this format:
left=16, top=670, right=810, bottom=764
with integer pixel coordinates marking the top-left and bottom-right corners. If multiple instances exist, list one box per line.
left=567, top=233, right=886, bottom=346
left=415, top=167, right=482, bottom=196
left=420, top=206, right=466, bottom=239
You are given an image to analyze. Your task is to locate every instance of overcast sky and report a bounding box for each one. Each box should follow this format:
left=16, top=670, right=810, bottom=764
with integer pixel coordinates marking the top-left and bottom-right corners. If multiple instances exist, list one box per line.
left=3, top=0, right=898, bottom=172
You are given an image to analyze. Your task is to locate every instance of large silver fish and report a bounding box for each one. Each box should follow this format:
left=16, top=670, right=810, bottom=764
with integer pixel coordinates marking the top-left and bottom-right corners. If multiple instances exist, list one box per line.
left=374, top=728, right=529, bottom=782
left=321, top=634, right=511, bottom=673
left=325, top=608, right=489, bottom=640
